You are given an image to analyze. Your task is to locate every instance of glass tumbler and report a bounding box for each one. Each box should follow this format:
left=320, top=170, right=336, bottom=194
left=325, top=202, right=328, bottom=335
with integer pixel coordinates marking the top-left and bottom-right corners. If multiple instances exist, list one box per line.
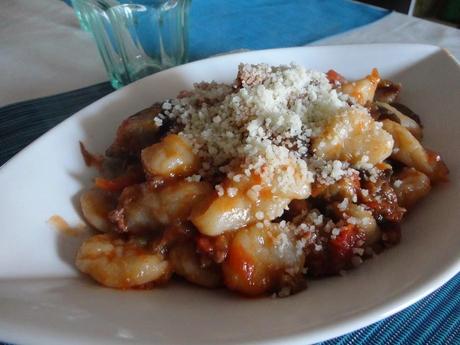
left=70, top=0, right=91, bottom=31
left=76, top=0, right=190, bottom=89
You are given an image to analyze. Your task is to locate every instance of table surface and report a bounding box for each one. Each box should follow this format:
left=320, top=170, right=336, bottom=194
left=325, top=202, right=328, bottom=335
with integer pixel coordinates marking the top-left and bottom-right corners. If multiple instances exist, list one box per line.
left=0, top=0, right=459, bottom=107
left=0, top=1, right=459, bottom=344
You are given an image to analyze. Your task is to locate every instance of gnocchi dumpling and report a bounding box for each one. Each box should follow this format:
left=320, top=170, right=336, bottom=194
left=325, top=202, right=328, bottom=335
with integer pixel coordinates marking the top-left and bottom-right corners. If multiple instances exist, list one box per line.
left=76, top=234, right=171, bottom=288
left=169, top=242, right=222, bottom=288
left=190, top=170, right=309, bottom=236
left=80, top=189, right=117, bottom=232
left=312, top=108, right=394, bottom=166
left=382, top=119, right=448, bottom=182
left=112, top=180, right=213, bottom=233
left=340, top=68, right=380, bottom=105
left=222, top=223, right=305, bottom=296
left=141, top=134, right=200, bottom=179
left=392, top=168, right=431, bottom=209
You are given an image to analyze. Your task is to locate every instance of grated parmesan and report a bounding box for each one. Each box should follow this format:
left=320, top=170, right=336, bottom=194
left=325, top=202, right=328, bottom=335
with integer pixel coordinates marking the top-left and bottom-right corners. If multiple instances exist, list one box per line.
left=165, top=63, right=356, bottom=194
left=338, top=198, right=349, bottom=211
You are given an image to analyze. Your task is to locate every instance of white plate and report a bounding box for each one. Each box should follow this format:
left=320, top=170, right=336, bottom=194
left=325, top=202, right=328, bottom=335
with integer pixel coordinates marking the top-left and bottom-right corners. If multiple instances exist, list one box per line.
left=0, top=44, right=459, bottom=345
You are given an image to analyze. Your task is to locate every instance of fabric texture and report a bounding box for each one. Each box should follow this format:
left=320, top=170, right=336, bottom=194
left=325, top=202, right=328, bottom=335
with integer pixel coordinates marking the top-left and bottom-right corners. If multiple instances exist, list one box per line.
left=0, top=0, right=107, bottom=107
left=313, top=12, right=460, bottom=60
left=0, top=82, right=113, bottom=165
left=0, top=0, right=388, bottom=107
left=187, top=0, right=388, bottom=61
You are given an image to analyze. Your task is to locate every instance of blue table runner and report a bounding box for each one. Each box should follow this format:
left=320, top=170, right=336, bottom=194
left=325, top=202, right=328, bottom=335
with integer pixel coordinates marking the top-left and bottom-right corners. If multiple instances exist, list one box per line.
left=188, top=0, right=388, bottom=61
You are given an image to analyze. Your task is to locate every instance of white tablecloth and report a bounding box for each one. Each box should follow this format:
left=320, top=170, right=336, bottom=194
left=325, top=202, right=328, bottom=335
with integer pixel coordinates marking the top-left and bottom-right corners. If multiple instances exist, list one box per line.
left=0, top=0, right=458, bottom=107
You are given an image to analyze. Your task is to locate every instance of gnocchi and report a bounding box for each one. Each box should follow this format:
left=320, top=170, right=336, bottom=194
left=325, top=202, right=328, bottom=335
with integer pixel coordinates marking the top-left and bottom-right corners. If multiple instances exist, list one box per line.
left=141, top=134, right=200, bottom=179
left=74, top=63, right=448, bottom=297
left=382, top=119, right=448, bottom=182
left=312, top=108, right=394, bottom=165
left=392, top=168, right=431, bottom=209
left=222, top=223, right=305, bottom=296
left=76, top=234, right=171, bottom=288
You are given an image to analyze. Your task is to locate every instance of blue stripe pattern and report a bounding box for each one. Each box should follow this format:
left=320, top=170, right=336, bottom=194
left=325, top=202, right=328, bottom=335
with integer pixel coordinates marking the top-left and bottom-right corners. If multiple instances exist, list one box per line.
left=0, top=82, right=113, bottom=165
left=0, top=82, right=459, bottom=345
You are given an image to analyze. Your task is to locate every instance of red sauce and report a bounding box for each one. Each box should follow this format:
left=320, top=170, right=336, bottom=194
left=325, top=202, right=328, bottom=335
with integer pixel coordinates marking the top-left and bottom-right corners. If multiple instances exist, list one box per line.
left=223, top=241, right=264, bottom=295
left=79, top=142, right=104, bottom=170
left=47, top=215, right=87, bottom=237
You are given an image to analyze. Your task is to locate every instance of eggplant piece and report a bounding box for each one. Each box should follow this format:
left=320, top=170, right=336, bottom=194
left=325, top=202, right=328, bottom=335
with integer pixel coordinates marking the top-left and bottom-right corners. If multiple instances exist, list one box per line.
left=374, top=79, right=401, bottom=103
left=390, top=102, right=422, bottom=127
left=376, top=102, right=423, bottom=140
left=106, top=103, right=170, bottom=158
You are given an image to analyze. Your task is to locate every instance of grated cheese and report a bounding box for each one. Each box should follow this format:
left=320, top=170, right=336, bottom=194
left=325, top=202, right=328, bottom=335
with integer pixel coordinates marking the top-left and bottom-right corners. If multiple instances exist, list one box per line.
left=226, top=187, right=238, bottom=197
left=338, top=198, right=349, bottom=211
left=158, top=64, right=394, bottom=284
left=185, top=174, right=201, bottom=182
left=215, top=184, right=224, bottom=197
left=331, top=227, right=341, bottom=236
left=165, top=63, right=356, bottom=194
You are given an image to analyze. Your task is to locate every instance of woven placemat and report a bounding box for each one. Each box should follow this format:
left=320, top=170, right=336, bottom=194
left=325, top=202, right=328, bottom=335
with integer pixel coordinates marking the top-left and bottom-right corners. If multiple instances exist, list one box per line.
left=0, top=82, right=113, bottom=165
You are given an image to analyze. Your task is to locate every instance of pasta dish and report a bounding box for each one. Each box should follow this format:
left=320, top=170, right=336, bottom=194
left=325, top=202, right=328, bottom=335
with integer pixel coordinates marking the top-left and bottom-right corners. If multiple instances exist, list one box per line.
left=75, top=63, right=448, bottom=297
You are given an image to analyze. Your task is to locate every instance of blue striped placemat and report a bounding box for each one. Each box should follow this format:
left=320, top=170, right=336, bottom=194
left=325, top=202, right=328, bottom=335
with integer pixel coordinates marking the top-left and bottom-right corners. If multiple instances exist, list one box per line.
left=0, top=82, right=459, bottom=345
left=0, top=82, right=113, bottom=165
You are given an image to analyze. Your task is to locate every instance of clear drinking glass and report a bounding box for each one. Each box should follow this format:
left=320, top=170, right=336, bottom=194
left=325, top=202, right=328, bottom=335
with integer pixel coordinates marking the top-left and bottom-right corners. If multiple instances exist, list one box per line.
left=70, top=0, right=91, bottom=31
left=75, top=0, right=190, bottom=89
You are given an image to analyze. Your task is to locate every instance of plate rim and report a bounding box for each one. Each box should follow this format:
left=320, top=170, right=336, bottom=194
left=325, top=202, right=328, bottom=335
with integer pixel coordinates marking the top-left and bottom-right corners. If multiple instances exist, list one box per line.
left=0, top=42, right=450, bottom=173
left=1, top=43, right=459, bottom=345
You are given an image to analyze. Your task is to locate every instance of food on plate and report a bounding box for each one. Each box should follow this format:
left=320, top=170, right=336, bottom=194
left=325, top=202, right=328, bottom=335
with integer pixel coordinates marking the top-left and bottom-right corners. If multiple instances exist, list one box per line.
left=75, top=63, right=448, bottom=297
